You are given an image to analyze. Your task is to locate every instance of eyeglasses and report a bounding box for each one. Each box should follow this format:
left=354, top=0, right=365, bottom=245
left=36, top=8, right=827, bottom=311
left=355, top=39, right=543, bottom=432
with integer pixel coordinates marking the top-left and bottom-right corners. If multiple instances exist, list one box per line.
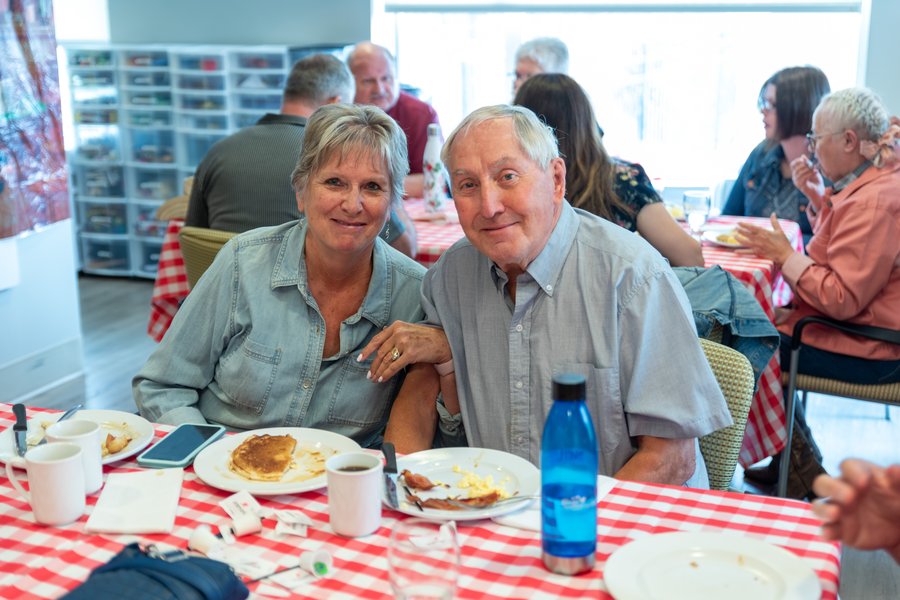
left=757, top=98, right=775, bottom=112
left=806, top=130, right=843, bottom=151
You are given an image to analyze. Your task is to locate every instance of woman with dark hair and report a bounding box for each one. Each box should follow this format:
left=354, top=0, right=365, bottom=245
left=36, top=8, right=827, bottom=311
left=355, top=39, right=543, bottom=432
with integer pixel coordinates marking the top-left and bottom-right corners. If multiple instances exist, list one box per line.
left=514, top=73, right=703, bottom=267
left=723, top=66, right=831, bottom=244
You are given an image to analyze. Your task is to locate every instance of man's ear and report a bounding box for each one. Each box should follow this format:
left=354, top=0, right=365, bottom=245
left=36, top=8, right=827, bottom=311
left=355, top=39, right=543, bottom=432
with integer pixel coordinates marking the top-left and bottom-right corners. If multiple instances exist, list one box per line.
left=551, top=156, right=566, bottom=202
left=326, top=95, right=342, bottom=105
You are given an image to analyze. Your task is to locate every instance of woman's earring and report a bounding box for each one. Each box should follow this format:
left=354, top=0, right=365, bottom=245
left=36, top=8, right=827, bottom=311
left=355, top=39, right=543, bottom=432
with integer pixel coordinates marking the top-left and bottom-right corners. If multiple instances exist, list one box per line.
left=383, top=222, right=390, bottom=240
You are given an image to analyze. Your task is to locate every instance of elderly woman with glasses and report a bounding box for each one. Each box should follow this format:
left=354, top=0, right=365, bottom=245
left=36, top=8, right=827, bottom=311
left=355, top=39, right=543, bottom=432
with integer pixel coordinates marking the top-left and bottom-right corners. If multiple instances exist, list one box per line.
left=736, top=87, right=900, bottom=498
left=723, top=66, right=831, bottom=245
left=134, top=104, right=439, bottom=451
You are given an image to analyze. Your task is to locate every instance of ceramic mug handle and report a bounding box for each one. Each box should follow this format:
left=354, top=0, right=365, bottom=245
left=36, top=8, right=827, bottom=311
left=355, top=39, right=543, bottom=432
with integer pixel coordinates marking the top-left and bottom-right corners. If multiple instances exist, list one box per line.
left=5, top=460, right=31, bottom=506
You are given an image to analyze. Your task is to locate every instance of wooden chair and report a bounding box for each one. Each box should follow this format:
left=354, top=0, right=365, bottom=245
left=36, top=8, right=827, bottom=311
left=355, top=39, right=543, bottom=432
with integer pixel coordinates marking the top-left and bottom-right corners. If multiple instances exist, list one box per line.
left=776, top=316, right=900, bottom=497
left=178, top=226, right=236, bottom=289
left=698, top=338, right=756, bottom=491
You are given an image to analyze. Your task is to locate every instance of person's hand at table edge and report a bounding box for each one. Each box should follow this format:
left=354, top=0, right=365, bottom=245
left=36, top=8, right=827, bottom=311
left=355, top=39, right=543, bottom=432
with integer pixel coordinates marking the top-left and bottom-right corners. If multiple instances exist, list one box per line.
left=812, top=458, right=900, bottom=564
left=357, top=321, right=452, bottom=383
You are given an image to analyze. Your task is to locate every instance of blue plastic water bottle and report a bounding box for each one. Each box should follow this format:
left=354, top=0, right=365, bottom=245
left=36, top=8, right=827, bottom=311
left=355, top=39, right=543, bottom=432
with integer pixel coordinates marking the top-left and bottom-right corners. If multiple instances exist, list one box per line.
left=541, top=373, right=598, bottom=575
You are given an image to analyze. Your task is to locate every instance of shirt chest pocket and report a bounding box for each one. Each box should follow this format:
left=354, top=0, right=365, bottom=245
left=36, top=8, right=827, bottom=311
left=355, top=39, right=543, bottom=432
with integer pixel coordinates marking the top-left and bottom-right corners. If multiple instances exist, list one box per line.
left=326, top=356, right=398, bottom=428
left=554, top=362, right=625, bottom=457
left=215, top=338, right=282, bottom=414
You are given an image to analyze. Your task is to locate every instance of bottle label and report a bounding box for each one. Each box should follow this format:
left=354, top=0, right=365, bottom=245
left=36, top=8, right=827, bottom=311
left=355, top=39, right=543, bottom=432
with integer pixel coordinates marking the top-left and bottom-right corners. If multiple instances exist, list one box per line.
left=423, top=160, right=445, bottom=212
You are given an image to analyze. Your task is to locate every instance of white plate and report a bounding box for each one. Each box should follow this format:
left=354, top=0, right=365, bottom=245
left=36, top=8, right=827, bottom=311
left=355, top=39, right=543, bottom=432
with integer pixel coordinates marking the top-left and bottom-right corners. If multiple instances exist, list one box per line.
left=604, top=531, right=821, bottom=600
left=0, top=409, right=154, bottom=469
left=385, top=447, right=541, bottom=521
left=192, top=427, right=361, bottom=496
left=703, top=229, right=745, bottom=248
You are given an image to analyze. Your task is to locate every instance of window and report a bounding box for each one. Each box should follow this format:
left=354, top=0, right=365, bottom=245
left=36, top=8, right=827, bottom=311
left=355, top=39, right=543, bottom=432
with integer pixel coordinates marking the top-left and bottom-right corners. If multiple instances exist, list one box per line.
left=377, top=3, right=861, bottom=188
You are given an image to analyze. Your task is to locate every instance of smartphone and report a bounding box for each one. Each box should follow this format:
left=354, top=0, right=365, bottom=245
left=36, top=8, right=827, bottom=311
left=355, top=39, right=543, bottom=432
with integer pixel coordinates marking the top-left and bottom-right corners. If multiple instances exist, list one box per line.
left=136, top=423, right=226, bottom=468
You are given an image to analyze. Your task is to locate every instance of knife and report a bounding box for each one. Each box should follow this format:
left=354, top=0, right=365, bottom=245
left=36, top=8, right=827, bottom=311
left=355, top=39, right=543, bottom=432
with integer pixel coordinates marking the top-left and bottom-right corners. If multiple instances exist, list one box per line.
left=382, top=442, right=400, bottom=509
left=12, top=403, right=27, bottom=457
left=36, top=403, right=83, bottom=447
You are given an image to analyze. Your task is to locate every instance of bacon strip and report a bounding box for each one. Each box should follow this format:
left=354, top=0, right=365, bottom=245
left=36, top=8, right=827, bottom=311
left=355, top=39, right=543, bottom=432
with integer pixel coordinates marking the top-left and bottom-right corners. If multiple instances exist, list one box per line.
left=404, top=490, right=502, bottom=510
left=401, top=469, right=445, bottom=490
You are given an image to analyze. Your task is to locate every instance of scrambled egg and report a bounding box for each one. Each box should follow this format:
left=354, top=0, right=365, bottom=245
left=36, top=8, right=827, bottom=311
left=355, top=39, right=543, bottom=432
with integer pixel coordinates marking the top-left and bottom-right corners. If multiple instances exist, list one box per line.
left=716, top=231, right=740, bottom=245
left=452, top=465, right=511, bottom=499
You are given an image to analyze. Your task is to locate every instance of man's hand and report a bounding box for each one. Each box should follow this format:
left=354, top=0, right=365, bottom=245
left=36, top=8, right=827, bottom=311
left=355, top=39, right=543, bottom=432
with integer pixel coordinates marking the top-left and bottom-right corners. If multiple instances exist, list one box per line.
left=812, top=459, right=900, bottom=563
left=357, top=321, right=451, bottom=383
left=614, top=436, right=696, bottom=485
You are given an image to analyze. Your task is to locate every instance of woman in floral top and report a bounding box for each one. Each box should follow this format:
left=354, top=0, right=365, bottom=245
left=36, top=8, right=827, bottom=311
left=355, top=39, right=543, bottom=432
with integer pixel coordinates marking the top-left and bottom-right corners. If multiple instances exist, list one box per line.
left=515, top=74, right=703, bottom=266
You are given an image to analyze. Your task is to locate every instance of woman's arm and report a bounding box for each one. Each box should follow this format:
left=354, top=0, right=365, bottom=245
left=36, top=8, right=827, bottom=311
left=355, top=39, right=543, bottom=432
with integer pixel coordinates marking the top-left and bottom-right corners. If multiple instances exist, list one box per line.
left=635, top=202, right=704, bottom=267
left=787, top=195, right=899, bottom=320
left=133, top=245, right=236, bottom=424
left=357, top=321, right=452, bottom=383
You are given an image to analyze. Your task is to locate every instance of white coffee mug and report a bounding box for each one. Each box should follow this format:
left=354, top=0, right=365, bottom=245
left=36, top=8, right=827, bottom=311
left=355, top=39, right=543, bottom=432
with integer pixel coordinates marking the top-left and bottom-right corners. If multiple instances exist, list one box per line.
left=46, top=419, right=103, bottom=494
left=326, top=452, right=382, bottom=537
left=6, top=442, right=86, bottom=526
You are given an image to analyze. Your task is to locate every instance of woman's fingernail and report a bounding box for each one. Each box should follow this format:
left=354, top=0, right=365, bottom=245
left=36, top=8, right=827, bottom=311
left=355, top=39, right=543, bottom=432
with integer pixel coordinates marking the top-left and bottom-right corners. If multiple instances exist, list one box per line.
left=378, top=376, right=384, bottom=383
left=366, top=371, right=372, bottom=380
left=356, top=353, right=363, bottom=362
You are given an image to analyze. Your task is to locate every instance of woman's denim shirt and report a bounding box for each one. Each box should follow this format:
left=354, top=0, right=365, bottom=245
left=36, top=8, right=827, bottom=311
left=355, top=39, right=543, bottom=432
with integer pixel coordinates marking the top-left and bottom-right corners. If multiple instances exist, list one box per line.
left=134, top=220, right=426, bottom=449
left=674, top=266, right=779, bottom=388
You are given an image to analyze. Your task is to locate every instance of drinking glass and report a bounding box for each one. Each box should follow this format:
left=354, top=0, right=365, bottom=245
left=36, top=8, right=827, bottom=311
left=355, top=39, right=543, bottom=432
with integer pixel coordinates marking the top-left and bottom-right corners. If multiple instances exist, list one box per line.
left=682, top=190, right=711, bottom=238
left=388, top=518, right=460, bottom=600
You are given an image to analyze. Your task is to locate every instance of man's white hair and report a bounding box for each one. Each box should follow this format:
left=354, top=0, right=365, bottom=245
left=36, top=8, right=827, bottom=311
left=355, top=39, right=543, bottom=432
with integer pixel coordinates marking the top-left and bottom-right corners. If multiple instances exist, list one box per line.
left=514, top=37, right=569, bottom=74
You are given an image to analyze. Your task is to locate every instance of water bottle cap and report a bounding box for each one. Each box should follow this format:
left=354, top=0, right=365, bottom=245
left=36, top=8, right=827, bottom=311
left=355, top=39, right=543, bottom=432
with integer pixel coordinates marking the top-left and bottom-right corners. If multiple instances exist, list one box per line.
left=552, top=373, right=585, bottom=401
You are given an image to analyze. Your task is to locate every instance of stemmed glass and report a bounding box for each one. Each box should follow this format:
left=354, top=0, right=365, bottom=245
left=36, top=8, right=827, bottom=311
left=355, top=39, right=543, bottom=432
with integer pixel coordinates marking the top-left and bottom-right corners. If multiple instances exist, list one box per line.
left=388, top=518, right=460, bottom=600
left=682, top=190, right=711, bottom=239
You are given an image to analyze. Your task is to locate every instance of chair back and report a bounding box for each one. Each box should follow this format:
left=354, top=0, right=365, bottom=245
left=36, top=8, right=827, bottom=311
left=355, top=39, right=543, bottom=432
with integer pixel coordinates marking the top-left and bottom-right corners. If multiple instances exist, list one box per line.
left=698, top=338, right=755, bottom=491
left=178, top=226, right=236, bottom=289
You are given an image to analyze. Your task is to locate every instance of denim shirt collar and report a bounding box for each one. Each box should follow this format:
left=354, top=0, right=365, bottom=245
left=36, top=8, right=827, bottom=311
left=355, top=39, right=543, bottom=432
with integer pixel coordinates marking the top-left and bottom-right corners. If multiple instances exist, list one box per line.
left=270, top=220, right=393, bottom=329
left=489, top=201, right=579, bottom=298
left=759, top=142, right=785, bottom=170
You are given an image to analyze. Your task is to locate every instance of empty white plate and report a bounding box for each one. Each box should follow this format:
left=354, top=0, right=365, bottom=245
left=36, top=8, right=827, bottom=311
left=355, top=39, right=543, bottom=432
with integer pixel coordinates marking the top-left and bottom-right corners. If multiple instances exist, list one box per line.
left=604, top=531, right=821, bottom=600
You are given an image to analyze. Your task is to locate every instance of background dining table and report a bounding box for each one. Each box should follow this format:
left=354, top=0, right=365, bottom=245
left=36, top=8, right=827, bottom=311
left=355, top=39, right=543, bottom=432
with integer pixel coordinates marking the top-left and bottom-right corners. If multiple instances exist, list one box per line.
left=0, top=405, right=840, bottom=599
left=147, top=204, right=801, bottom=468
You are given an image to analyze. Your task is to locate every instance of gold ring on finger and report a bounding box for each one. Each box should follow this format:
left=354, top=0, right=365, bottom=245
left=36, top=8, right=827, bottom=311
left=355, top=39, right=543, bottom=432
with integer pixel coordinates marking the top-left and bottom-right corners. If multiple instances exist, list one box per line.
left=391, top=347, right=401, bottom=361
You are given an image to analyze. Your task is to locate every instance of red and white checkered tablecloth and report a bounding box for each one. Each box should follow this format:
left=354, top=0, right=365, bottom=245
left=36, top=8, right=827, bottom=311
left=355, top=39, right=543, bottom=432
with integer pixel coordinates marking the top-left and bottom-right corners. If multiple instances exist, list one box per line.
left=700, top=216, right=804, bottom=467
left=0, top=406, right=840, bottom=599
left=147, top=219, right=188, bottom=343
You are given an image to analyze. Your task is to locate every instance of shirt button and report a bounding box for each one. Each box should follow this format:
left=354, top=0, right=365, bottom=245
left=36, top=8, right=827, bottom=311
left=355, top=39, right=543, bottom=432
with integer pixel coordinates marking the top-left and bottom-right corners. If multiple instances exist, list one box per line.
left=515, top=380, right=524, bottom=389
left=515, top=323, right=523, bottom=332
left=302, top=379, right=311, bottom=389
left=545, top=284, right=553, bottom=293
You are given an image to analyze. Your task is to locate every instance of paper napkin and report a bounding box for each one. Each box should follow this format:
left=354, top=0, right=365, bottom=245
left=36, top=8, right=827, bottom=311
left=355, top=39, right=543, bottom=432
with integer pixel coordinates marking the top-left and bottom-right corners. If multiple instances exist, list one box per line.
left=491, top=475, right=618, bottom=531
left=85, top=468, right=183, bottom=534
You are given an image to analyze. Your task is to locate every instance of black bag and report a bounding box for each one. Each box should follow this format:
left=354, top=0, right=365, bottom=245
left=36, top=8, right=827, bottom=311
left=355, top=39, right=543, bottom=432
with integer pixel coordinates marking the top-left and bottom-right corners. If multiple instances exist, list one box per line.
left=61, top=543, right=249, bottom=600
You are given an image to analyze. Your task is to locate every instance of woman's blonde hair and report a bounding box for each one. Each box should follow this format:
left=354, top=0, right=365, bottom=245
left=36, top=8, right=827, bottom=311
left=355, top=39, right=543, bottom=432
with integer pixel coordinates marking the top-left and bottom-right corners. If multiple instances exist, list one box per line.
left=291, top=103, right=408, bottom=206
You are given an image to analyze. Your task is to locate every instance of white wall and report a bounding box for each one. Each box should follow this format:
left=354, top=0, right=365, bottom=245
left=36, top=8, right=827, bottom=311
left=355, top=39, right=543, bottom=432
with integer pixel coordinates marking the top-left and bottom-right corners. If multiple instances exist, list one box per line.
left=860, top=0, right=899, bottom=114
left=105, top=0, right=371, bottom=45
left=0, top=221, right=84, bottom=403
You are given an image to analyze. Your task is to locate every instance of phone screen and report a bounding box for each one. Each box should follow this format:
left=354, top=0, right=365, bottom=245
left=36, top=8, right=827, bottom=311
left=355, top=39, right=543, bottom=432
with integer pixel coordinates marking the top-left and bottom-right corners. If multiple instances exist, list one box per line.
left=140, top=424, right=223, bottom=461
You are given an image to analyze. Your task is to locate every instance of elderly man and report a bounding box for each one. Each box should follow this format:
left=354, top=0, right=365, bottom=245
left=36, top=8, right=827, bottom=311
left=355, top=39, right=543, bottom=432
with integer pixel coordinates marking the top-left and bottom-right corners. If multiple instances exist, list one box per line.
left=512, top=37, right=569, bottom=94
left=369, top=105, right=732, bottom=488
left=347, top=42, right=440, bottom=198
left=186, top=53, right=415, bottom=256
